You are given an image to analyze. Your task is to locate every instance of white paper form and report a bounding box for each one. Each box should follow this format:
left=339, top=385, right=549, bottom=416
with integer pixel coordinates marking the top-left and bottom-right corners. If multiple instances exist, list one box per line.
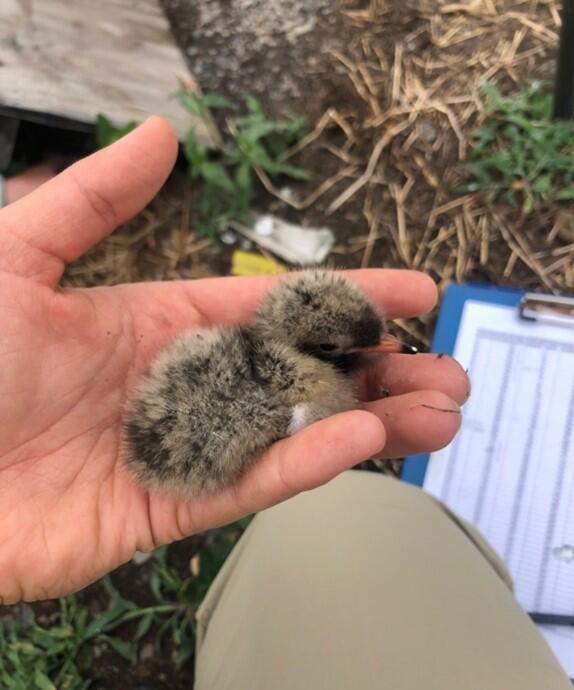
left=423, top=300, right=574, bottom=677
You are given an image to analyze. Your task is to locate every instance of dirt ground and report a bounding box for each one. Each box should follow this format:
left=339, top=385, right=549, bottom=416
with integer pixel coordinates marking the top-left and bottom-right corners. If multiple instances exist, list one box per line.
left=14, top=1, right=573, bottom=688
left=68, top=0, right=572, bottom=344
left=162, top=0, right=341, bottom=123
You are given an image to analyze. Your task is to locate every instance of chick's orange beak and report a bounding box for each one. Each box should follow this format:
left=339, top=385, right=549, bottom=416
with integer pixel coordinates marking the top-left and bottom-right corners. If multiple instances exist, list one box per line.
left=361, top=334, right=418, bottom=355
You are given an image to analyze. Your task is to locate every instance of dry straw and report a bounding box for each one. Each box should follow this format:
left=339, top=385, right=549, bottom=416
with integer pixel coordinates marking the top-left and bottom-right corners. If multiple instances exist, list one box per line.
left=65, top=0, right=572, bottom=299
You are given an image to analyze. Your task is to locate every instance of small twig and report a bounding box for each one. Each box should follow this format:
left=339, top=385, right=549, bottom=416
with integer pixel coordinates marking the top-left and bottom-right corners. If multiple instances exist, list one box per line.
left=257, top=165, right=357, bottom=211
left=503, top=249, right=518, bottom=278
left=455, top=214, right=468, bottom=283
left=279, top=108, right=336, bottom=162
left=391, top=43, right=404, bottom=104
left=479, top=214, right=490, bottom=266
left=496, top=215, right=555, bottom=290
left=327, top=118, right=413, bottom=213
left=361, top=194, right=380, bottom=268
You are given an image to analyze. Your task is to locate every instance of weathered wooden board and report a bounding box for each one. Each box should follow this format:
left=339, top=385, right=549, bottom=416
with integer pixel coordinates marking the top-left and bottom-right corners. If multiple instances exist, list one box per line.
left=0, top=0, right=220, bottom=145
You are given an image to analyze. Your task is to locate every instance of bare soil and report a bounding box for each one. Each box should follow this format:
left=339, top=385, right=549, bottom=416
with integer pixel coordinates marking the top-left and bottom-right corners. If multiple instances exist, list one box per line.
left=68, top=0, right=572, bottom=346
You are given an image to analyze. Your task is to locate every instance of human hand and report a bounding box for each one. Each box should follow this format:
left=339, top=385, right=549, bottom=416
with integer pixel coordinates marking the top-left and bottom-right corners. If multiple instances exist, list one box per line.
left=0, top=118, right=469, bottom=603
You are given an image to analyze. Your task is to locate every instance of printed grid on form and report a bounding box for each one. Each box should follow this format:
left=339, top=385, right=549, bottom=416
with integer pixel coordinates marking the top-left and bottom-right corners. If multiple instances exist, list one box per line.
left=423, top=300, right=574, bottom=676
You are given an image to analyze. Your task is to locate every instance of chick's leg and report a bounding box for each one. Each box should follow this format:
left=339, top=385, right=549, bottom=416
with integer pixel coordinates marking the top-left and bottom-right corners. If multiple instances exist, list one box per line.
left=194, top=472, right=571, bottom=690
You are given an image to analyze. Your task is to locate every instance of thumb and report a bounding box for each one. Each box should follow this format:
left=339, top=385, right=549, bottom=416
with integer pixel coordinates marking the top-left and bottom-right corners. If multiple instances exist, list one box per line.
left=0, top=117, right=178, bottom=287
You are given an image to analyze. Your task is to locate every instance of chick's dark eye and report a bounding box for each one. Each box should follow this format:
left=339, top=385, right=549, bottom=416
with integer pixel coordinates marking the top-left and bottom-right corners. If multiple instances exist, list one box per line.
left=318, top=343, right=337, bottom=352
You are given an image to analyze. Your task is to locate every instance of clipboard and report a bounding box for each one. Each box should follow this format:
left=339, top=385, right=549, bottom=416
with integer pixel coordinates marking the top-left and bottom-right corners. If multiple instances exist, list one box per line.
left=401, top=283, right=574, bottom=680
left=402, top=283, right=524, bottom=486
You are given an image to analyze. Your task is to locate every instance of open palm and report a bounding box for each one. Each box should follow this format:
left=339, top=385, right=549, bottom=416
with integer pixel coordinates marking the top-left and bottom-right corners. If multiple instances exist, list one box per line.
left=0, top=119, right=468, bottom=604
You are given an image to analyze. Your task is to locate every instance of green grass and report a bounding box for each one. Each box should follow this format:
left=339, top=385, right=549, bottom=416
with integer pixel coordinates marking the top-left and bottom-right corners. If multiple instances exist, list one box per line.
left=0, top=582, right=175, bottom=690
left=0, top=519, right=251, bottom=689
left=460, top=81, right=574, bottom=213
left=96, top=93, right=310, bottom=240
left=95, top=115, right=137, bottom=148
left=178, top=92, right=309, bottom=238
left=147, top=517, right=251, bottom=668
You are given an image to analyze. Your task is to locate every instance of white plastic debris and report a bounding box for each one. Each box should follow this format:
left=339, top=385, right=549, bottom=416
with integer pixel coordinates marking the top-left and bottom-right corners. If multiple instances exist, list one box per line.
left=132, top=550, right=153, bottom=565
left=254, top=216, right=275, bottom=236
left=221, top=229, right=238, bottom=245
left=243, top=214, right=334, bottom=265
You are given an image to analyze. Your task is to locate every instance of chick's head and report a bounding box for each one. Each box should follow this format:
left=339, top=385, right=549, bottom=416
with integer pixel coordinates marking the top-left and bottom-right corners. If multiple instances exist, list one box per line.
left=254, top=271, right=384, bottom=361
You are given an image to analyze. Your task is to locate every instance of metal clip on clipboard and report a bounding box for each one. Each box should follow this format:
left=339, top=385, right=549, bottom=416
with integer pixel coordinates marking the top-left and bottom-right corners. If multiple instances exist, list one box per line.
left=519, top=293, right=574, bottom=328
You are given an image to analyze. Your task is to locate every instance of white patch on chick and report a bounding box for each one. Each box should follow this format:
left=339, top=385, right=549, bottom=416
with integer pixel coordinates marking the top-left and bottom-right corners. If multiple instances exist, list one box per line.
left=288, top=403, right=311, bottom=435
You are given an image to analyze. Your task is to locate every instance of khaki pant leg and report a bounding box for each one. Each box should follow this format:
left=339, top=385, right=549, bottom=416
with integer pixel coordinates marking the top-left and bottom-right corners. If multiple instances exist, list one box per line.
left=195, top=471, right=571, bottom=690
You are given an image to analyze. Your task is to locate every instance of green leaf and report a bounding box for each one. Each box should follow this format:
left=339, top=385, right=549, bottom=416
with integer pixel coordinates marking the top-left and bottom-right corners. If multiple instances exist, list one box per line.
left=244, top=94, right=264, bottom=117
left=11, top=639, right=42, bottom=655
left=199, top=162, right=237, bottom=194
left=83, top=600, right=135, bottom=639
left=481, top=81, right=506, bottom=111
left=201, top=93, right=235, bottom=110
left=178, top=90, right=234, bottom=115
left=100, top=576, right=132, bottom=604
left=95, top=114, right=137, bottom=148
left=272, top=162, right=311, bottom=181
left=532, top=175, right=552, bottom=193
left=135, top=613, right=154, bottom=641
left=178, top=91, right=309, bottom=240
left=177, top=91, right=204, bottom=117
left=239, top=120, right=283, bottom=143
left=555, top=187, right=574, bottom=200
left=460, top=79, right=574, bottom=209
left=34, top=669, right=57, bottom=690
left=95, top=114, right=115, bottom=146
left=174, top=639, right=194, bottom=668
left=40, top=625, right=73, bottom=640
left=523, top=192, right=535, bottom=213
left=149, top=571, right=165, bottom=602
left=98, top=634, right=136, bottom=664
left=235, top=161, right=252, bottom=193
left=184, top=131, right=209, bottom=171
left=283, top=114, right=307, bottom=139
left=244, top=143, right=275, bottom=170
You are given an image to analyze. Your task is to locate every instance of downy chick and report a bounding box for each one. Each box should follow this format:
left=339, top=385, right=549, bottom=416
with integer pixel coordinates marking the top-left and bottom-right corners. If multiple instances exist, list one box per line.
left=124, top=271, right=416, bottom=498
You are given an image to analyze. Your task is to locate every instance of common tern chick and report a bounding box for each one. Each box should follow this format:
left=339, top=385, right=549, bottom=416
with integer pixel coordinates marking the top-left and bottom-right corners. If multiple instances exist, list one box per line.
left=124, top=271, right=416, bottom=498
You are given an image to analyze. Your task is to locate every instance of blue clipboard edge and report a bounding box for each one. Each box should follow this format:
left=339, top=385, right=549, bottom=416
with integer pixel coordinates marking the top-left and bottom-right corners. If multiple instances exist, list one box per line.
left=401, top=283, right=524, bottom=487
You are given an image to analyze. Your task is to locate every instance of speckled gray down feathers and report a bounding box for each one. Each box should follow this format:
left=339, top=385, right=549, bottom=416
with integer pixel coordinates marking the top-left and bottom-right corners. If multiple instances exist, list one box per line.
left=123, top=271, right=385, bottom=497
